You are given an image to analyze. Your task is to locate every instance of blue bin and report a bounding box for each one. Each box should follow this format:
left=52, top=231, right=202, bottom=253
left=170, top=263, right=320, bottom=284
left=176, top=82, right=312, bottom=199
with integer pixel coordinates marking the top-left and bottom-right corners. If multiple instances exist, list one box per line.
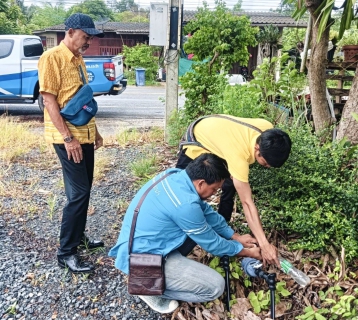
left=135, top=68, right=146, bottom=86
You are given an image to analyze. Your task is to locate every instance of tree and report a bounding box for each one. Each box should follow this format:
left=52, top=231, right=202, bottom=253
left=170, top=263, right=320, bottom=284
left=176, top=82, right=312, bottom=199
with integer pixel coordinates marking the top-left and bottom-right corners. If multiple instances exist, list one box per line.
left=30, top=3, right=67, bottom=29
left=115, top=0, right=138, bottom=13
left=180, top=0, right=258, bottom=119
left=113, top=10, right=148, bottom=22
left=184, top=0, right=257, bottom=73
left=0, top=0, right=30, bottom=34
left=232, top=0, right=242, bottom=12
left=67, top=0, right=113, bottom=21
left=284, top=0, right=358, bottom=142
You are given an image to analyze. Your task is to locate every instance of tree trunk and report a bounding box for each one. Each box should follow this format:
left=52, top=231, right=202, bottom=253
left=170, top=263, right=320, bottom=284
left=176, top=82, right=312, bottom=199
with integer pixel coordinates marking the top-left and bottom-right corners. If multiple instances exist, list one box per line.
left=306, top=1, right=333, bottom=133
left=336, top=65, right=358, bottom=143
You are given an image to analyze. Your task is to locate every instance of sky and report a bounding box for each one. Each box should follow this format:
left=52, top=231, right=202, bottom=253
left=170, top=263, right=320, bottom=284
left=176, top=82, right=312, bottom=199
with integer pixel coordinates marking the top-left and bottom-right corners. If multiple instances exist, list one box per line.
left=22, top=0, right=345, bottom=12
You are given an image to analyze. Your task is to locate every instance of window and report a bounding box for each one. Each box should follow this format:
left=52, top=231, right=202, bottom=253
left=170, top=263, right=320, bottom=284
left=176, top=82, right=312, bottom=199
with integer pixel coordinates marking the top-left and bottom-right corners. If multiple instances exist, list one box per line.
left=0, top=40, right=14, bottom=59
left=46, top=37, right=55, bottom=49
left=23, top=38, right=44, bottom=57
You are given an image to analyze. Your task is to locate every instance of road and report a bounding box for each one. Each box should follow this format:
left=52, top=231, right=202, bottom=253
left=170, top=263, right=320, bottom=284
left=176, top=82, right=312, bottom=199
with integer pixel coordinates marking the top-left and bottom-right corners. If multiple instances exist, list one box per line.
left=0, top=85, right=185, bottom=136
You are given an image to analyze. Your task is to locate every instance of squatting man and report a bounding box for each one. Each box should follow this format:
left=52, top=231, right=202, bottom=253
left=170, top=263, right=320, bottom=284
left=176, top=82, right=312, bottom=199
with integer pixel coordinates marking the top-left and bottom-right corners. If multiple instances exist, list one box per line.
left=109, top=154, right=262, bottom=314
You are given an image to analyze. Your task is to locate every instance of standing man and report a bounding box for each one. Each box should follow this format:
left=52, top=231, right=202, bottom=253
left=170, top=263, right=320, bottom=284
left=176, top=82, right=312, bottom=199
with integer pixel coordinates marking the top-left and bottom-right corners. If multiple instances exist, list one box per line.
left=38, top=13, right=105, bottom=273
left=109, top=154, right=261, bottom=314
left=177, top=115, right=292, bottom=267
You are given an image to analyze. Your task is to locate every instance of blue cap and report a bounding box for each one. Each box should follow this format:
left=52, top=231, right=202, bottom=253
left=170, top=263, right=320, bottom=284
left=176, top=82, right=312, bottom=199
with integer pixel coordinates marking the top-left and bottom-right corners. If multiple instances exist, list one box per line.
left=241, top=258, right=262, bottom=277
left=65, top=13, right=104, bottom=38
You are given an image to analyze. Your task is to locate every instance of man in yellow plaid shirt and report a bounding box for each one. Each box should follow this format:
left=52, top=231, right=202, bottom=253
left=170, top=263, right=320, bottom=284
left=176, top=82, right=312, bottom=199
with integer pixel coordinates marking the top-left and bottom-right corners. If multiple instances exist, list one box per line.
left=38, top=13, right=104, bottom=274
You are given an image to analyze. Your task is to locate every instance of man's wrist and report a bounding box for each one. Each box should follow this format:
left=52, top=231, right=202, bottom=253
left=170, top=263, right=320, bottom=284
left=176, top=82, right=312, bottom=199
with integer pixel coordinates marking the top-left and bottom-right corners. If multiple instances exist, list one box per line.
left=63, top=135, right=74, bottom=143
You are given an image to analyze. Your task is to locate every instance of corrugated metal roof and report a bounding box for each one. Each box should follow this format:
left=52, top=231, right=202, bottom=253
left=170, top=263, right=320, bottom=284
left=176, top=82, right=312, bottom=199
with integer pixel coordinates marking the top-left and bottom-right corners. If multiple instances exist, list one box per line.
left=33, top=22, right=149, bottom=34
left=33, top=10, right=306, bottom=35
left=183, top=10, right=307, bottom=27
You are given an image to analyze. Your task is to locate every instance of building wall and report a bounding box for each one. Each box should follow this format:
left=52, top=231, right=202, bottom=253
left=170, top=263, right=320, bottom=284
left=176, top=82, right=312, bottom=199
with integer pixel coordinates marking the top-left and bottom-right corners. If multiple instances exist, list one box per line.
left=50, top=32, right=149, bottom=55
left=45, top=33, right=58, bottom=49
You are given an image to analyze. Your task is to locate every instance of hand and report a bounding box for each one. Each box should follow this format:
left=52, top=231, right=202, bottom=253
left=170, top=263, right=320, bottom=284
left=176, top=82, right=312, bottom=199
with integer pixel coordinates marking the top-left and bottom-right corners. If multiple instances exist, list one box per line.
left=94, top=133, right=103, bottom=150
left=65, top=138, right=83, bottom=163
left=232, top=233, right=258, bottom=248
left=237, top=247, right=262, bottom=260
left=94, top=132, right=103, bottom=150
left=260, top=243, right=279, bottom=268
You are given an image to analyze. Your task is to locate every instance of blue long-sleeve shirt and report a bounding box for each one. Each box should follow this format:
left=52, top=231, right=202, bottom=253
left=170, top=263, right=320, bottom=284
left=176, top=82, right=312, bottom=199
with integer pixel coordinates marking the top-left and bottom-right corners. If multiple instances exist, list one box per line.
left=108, top=168, right=243, bottom=274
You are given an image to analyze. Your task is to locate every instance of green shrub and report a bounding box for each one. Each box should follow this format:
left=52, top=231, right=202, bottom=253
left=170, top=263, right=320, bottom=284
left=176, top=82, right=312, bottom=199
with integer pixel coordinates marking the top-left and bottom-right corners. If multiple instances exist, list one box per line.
left=122, top=44, right=159, bottom=82
left=249, top=124, right=358, bottom=261
left=218, top=85, right=266, bottom=119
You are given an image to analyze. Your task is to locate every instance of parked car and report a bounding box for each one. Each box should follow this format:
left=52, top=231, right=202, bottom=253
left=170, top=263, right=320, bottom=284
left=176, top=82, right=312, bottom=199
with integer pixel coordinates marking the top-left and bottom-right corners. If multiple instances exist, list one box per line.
left=0, top=35, right=127, bottom=111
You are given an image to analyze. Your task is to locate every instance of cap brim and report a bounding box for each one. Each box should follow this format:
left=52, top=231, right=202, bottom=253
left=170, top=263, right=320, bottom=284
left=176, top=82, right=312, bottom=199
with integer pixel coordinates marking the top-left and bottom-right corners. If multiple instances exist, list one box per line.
left=82, top=28, right=104, bottom=38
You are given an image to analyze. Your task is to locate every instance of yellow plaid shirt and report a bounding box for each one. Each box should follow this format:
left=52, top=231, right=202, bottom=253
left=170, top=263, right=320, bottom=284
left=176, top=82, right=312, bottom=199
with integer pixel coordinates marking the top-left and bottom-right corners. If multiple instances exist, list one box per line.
left=38, top=41, right=96, bottom=144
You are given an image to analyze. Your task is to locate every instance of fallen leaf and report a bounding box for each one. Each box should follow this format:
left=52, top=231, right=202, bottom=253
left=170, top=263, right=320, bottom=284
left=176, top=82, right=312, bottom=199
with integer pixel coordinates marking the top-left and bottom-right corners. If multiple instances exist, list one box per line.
left=230, top=298, right=251, bottom=318
left=243, top=311, right=261, bottom=320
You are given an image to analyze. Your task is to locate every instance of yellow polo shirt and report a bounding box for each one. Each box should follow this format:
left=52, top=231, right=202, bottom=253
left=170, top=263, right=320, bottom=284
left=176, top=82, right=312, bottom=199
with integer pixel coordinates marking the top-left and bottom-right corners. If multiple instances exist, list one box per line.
left=38, top=41, right=96, bottom=144
left=184, top=115, right=273, bottom=183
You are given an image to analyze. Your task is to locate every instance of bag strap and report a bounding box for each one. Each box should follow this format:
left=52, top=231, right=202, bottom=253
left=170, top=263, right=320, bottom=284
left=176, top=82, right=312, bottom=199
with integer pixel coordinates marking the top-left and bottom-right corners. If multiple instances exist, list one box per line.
left=179, top=114, right=263, bottom=150
left=209, top=114, right=263, bottom=133
left=79, top=65, right=87, bottom=85
left=128, top=172, right=175, bottom=254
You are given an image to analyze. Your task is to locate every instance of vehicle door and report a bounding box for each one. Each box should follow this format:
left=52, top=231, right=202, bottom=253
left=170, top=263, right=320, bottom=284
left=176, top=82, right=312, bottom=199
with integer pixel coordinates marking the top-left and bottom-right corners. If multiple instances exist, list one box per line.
left=21, top=37, right=43, bottom=97
left=0, top=39, right=21, bottom=96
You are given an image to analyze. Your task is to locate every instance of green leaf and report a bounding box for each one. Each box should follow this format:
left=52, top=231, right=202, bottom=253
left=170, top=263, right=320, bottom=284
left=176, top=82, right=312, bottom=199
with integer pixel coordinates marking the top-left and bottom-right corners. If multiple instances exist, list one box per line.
left=315, top=313, right=327, bottom=320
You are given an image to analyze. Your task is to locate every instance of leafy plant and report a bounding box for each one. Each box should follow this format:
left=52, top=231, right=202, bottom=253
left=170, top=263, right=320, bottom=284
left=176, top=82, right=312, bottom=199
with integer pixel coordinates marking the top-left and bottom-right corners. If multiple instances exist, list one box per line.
left=184, top=0, right=258, bottom=71
left=337, top=27, right=358, bottom=47
left=249, top=124, right=358, bottom=260
left=122, top=44, right=160, bottom=82
left=248, top=281, right=291, bottom=314
left=248, top=290, right=270, bottom=313
left=47, top=194, right=57, bottom=220
left=130, top=153, right=162, bottom=185
left=177, top=0, right=258, bottom=124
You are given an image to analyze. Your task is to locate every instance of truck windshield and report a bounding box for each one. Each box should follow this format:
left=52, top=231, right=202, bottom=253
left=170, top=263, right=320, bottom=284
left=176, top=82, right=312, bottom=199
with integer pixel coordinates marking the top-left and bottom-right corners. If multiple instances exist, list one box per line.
left=0, top=40, right=14, bottom=59
left=23, top=38, right=44, bottom=57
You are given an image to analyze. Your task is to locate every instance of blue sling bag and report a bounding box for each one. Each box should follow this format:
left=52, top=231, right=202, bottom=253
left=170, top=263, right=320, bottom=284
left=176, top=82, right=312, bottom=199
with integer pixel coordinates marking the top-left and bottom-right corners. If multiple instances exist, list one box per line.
left=60, top=65, right=98, bottom=126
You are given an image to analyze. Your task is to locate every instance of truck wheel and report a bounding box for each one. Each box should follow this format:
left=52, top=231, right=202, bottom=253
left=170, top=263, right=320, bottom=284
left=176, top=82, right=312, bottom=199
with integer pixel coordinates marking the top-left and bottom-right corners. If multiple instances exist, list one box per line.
left=38, top=94, right=45, bottom=112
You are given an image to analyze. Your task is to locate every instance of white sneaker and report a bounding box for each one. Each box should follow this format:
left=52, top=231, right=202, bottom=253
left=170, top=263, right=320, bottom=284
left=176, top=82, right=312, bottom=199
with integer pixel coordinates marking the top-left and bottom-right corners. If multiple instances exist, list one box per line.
left=138, top=295, right=179, bottom=313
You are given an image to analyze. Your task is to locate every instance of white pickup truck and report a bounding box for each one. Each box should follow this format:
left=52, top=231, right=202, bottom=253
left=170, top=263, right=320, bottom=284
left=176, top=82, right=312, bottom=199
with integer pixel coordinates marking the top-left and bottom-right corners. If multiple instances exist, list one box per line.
left=0, top=35, right=127, bottom=111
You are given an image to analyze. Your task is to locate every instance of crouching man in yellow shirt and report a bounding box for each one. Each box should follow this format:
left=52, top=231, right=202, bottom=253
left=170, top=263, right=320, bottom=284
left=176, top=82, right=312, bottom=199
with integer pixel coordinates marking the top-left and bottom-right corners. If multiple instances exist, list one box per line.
left=177, top=115, right=292, bottom=268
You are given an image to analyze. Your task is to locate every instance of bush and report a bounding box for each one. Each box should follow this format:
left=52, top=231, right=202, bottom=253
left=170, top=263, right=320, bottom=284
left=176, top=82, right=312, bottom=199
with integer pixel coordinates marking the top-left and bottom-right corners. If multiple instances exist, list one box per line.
left=122, top=44, right=159, bottom=82
left=249, top=124, right=358, bottom=261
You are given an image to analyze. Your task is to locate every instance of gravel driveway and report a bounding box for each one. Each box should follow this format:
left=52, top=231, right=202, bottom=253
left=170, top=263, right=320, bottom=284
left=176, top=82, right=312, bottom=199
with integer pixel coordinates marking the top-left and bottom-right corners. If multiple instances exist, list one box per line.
left=0, top=139, right=175, bottom=319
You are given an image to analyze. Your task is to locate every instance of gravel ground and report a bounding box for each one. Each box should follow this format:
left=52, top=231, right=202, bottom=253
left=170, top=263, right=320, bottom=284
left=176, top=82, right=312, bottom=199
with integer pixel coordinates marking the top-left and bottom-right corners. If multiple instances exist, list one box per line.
left=0, top=142, right=174, bottom=320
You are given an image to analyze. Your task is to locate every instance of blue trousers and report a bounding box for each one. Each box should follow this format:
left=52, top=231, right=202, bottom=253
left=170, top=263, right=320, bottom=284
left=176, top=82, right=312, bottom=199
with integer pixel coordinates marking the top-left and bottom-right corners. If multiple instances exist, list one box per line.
left=53, top=143, right=94, bottom=257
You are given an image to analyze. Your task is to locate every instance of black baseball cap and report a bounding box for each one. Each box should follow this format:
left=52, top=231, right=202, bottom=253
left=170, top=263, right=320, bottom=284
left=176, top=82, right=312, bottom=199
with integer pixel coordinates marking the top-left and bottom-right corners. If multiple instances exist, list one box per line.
left=65, top=13, right=104, bottom=38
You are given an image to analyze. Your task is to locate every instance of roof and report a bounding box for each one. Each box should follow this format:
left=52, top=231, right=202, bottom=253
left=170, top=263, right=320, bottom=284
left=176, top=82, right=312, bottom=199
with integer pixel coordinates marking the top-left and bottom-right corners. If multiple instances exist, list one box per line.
left=33, top=11, right=306, bottom=35
left=33, top=22, right=149, bottom=35
left=183, top=10, right=307, bottom=27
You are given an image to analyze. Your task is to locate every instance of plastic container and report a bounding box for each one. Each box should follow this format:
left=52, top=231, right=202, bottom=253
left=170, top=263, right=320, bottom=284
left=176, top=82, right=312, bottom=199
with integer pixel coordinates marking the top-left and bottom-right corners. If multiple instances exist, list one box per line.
left=279, top=257, right=310, bottom=287
left=135, top=68, right=146, bottom=86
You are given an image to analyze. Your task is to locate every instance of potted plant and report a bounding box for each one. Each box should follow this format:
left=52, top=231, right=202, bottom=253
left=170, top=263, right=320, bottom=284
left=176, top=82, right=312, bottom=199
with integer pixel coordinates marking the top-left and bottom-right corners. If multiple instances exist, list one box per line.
left=337, top=29, right=358, bottom=62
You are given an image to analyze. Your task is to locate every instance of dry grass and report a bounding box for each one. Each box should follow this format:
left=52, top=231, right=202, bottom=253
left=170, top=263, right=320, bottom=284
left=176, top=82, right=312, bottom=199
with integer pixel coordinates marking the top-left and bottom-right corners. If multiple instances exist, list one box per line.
left=116, top=127, right=164, bottom=147
left=93, top=148, right=113, bottom=182
left=0, top=116, right=47, bottom=163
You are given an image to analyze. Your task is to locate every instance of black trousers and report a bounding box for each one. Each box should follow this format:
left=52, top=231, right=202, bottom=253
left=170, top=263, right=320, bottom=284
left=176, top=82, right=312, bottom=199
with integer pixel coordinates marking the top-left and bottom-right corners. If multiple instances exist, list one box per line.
left=53, top=143, right=94, bottom=258
left=176, top=149, right=236, bottom=256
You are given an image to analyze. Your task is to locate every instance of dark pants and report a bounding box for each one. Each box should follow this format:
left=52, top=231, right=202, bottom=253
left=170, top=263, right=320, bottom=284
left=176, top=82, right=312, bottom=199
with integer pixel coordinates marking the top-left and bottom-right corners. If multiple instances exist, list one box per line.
left=176, top=149, right=236, bottom=256
left=53, top=143, right=94, bottom=258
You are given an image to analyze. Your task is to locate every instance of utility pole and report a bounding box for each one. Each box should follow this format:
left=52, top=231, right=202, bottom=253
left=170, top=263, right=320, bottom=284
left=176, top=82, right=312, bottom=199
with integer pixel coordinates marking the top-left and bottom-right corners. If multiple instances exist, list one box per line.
left=164, top=0, right=181, bottom=142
